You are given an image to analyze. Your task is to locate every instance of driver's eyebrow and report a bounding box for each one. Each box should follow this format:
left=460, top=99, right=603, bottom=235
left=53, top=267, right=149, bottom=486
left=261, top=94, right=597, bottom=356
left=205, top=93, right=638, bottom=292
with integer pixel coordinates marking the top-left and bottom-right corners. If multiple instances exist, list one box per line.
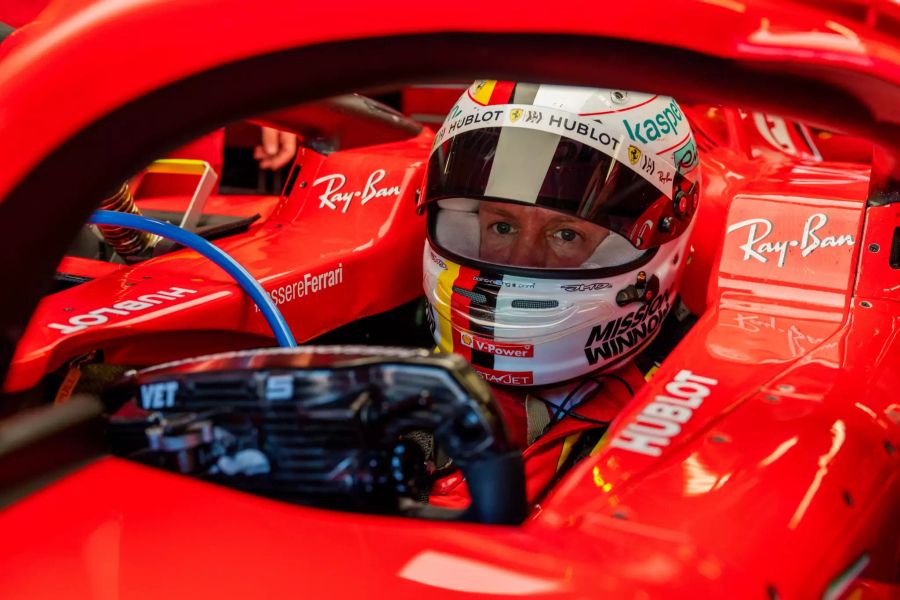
left=540, top=214, right=594, bottom=231
left=481, top=206, right=519, bottom=220
left=545, top=216, right=583, bottom=227
left=482, top=206, right=589, bottom=231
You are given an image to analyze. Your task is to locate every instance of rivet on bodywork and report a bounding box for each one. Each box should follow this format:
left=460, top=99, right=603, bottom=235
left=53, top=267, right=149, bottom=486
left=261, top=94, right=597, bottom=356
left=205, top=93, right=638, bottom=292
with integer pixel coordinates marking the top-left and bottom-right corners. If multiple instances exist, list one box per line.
left=860, top=301, right=872, bottom=308
left=842, top=490, right=853, bottom=506
left=868, top=243, right=879, bottom=252
left=711, top=434, right=730, bottom=443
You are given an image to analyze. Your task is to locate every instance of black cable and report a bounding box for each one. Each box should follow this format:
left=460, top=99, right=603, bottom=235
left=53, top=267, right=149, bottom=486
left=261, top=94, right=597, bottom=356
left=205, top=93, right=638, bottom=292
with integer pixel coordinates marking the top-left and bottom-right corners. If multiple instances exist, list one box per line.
left=533, top=373, right=634, bottom=427
left=532, top=393, right=610, bottom=428
left=550, top=372, right=634, bottom=423
left=590, top=373, right=634, bottom=396
left=550, top=376, right=603, bottom=422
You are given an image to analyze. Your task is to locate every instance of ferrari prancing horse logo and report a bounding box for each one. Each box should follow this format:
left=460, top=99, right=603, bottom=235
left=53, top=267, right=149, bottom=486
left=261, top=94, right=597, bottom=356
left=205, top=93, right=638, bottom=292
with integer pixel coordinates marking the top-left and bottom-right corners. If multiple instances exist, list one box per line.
left=628, top=145, right=642, bottom=165
left=509, top=109, right=524, bottom=123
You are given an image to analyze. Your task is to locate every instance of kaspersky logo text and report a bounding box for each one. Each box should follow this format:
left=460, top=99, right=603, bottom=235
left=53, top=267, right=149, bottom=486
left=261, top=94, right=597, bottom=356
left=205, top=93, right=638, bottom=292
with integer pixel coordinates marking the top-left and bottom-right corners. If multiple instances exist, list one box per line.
left=47, top=287, right=198, bottom=335
left=623, top=100, right=684, bottom=144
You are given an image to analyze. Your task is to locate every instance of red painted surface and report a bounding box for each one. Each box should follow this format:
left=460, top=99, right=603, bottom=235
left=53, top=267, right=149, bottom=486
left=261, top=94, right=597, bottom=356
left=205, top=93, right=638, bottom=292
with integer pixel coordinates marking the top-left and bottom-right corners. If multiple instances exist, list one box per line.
left=0, top=0, right=49, bottom=28
left=0, top=0, right=899, bottom=204
left=0, top=0, right=897, bottom=598
left=401, top=84, right=467, bottom=125
left=7, top=129, right=432, bottom=391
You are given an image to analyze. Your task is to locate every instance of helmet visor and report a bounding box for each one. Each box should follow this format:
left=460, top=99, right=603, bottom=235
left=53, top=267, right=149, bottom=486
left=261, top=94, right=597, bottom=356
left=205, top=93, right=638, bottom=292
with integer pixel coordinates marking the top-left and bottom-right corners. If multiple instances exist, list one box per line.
left=429, top=198, right=646, bottom=271
left=424, top=126, right=694, bottom=251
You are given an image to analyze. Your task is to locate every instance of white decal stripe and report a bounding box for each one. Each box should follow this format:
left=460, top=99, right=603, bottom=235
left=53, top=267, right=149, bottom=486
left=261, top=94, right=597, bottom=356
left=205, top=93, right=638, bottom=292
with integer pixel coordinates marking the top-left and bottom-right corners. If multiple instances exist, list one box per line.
left=484, top=127, right=560, bottom=204
left=532, top=85, right=599, bottom=111
left=491, top=276, right=516, bottom=372
left=580, top=95, right=660, bottom=116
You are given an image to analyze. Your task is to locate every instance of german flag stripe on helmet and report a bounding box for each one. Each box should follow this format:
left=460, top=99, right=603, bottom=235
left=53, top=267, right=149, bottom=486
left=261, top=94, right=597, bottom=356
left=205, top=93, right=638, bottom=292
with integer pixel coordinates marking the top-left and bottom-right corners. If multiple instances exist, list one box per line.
left=435, top=261, right=511, bottom=370
left=467, top=80, right=497, bottom=106
left=435, top=258, right=461, bottom=355
left=468, top=270, right=502, bottom=371
left=449, top=264, right=478, bottom=363
left=489, top=81, right=516, bottom=105
left=467, top=80, right=515, bottom=106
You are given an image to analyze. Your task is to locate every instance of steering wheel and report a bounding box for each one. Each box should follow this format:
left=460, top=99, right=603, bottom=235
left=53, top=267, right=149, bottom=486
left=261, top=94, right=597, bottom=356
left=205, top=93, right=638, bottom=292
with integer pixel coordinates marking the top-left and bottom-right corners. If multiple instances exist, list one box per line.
left=104, top=346, right=528, bottom=525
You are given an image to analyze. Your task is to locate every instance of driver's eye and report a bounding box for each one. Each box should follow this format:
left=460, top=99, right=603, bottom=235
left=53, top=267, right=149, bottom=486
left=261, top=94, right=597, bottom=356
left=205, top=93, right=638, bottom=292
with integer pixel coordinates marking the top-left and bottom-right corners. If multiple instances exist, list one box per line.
left=490, top=222, right=514, bottom=235
left=553, top=229, right=579, bottom=242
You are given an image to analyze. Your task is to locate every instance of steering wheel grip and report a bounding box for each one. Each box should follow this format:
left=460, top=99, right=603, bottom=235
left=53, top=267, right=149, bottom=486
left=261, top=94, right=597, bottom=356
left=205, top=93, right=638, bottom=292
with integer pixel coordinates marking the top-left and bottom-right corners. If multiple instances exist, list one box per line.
left=456, top=451, right=527, bottom=525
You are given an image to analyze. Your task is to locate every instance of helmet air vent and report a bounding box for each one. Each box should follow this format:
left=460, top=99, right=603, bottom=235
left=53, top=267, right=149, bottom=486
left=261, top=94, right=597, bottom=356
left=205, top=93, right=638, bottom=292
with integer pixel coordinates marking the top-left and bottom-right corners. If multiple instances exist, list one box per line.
left=511, top=299, right=559, bottom=309
left=453, top=287, right=488, bottom=304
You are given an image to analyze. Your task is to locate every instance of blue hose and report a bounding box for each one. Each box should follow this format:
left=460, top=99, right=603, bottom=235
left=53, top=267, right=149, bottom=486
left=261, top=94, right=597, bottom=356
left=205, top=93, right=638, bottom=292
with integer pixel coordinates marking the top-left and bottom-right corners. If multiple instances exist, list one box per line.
left=88, top=210, right=296, bottom=348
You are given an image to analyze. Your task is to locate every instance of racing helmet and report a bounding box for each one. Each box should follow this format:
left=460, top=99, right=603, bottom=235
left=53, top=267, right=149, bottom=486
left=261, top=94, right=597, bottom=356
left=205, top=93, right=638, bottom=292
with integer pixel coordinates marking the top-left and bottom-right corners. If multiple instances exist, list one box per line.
left=420, top=81, right=700, bottom=387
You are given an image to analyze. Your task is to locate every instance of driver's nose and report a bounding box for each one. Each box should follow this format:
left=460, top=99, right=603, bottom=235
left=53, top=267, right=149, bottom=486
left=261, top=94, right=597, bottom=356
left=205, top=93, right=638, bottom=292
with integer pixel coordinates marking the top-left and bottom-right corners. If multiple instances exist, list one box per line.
left=506, top=232, right=547, bottom=268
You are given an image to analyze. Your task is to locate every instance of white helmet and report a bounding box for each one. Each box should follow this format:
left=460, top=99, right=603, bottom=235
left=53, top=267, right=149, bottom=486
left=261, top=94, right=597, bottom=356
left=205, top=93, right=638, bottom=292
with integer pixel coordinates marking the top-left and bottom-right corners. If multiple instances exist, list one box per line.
left=420, top=81, right=699, bottom=387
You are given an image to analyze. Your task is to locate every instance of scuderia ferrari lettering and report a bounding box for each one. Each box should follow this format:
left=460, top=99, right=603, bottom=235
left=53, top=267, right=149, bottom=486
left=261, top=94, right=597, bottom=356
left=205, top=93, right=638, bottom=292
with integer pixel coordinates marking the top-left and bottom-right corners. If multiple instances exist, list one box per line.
left=623, top=99, right=684, bottom=144
left=584, top=289, right=670, bottom=364
left=257, top=264, right=343, bottom=312
left=48, top=287, right=198, bottom=335
left=610, top=370, right=718, bottom=457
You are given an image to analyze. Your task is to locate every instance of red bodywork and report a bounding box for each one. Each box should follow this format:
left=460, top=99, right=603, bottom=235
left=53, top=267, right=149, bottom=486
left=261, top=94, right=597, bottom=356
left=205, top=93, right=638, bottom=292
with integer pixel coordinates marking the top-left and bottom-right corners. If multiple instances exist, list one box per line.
left=0, top=0, right=898, bottom=598
left=6, top=126, right=433, bottom=392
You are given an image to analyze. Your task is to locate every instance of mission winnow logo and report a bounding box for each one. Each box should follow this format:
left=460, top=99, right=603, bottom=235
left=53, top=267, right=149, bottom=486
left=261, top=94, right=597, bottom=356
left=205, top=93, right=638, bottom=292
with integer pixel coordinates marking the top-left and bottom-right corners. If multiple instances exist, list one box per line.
left=584, top=289, right=670, bottom=364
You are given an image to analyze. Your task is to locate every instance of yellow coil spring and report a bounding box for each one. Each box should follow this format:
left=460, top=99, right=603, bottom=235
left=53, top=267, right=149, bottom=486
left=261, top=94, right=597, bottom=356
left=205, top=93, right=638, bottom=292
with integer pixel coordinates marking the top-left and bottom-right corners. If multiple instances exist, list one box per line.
left=96, top=183, right=160, bottom=258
